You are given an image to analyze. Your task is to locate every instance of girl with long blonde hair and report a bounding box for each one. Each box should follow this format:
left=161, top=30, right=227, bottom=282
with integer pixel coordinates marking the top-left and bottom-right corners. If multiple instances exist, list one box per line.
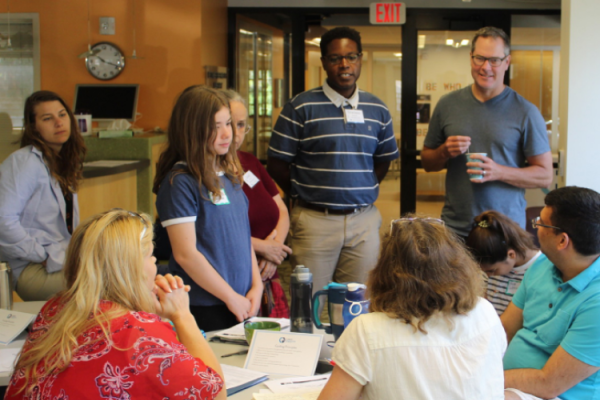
left=5, top=209, right=225, bottom=400
left=153, top=85, right=263, bottom=331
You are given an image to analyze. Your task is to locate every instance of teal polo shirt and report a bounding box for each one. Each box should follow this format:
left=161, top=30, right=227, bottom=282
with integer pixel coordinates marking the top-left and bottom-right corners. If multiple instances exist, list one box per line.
left=504, top=254, right=600, bottom=400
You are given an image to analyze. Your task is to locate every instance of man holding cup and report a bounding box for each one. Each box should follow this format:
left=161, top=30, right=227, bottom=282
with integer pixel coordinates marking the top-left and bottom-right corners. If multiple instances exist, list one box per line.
left=421, top=26, right=553, bottom=238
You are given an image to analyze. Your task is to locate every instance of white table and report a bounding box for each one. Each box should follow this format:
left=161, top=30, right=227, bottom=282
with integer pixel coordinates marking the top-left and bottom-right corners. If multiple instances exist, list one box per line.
left=0, top=301, right=46, bottom=387
left=0, top=303, right=335, bottom=399
left=208, top=330, right=334, bottom=399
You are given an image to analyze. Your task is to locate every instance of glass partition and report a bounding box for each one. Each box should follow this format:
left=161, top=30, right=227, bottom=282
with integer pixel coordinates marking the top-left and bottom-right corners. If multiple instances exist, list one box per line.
left=0, top=13, right=40, bottom=129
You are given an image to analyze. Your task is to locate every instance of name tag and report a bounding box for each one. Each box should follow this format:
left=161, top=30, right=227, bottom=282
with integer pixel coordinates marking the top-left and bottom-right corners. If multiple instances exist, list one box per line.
left=505, top=279, right=521, bottom=295
left=243, top=170, right=259, bottom=189
left=209, top=188, right=231, bottom=205
left=344, top=108, right=365, bottom=124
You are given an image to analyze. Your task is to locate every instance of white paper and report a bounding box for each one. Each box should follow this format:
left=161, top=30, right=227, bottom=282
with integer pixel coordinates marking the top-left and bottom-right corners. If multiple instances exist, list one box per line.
left=344, top=108, right=365, bottom=124
left=244, top=331, right=323, bottom=377
left=265, top=374, right=331, bottom=393
left=0, top=309, right=35, bottom=345
left=83, top=160, right=139, bottom=168
left=0, top=348, right=21, bottom=373
left=252, top=390, right=322, bottom=400
left=221, top=363, right=268, bottom=390
left=244, top=170, right=260, bottom=188
left=215, top=318, right=290, bottom=342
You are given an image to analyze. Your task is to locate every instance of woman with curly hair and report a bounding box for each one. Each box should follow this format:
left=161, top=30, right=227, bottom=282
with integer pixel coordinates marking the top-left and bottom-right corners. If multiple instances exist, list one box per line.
left=318, top=216, right=506, bottom=400
left=0, top=90, right=86, bottom=300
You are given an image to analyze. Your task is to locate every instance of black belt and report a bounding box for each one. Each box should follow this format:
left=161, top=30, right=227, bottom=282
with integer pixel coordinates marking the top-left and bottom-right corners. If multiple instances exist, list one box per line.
left=296, top=199, right=364, bottom=215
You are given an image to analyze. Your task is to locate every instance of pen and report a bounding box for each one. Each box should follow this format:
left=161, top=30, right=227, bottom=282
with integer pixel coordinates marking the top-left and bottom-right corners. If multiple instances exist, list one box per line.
left=280, top=377, right=329, bottom=385
left=221, top=349, right=249, bottom=358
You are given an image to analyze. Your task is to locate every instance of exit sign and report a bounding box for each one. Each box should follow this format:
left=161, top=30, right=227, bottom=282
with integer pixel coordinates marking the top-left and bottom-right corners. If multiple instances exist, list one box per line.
left=370, top=2, right=406, bottom=25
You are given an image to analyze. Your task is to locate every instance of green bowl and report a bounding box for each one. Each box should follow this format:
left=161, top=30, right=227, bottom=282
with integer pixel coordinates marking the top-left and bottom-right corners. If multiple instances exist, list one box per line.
left=244, top=321, right=281, bottom=344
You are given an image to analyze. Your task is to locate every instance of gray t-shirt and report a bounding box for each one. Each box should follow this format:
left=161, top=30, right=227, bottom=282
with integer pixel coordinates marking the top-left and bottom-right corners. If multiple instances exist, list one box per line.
left=424, top=85, right=550, bottom=236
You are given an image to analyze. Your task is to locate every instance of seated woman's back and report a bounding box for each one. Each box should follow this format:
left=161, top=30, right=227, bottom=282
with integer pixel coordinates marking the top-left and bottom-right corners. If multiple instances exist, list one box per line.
left=319, top=216, right=506, bottom=400
left=336, top=298, right=505, bottom=400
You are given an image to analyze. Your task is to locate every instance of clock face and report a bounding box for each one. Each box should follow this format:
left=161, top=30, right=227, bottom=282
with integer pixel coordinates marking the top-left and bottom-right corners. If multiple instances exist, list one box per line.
left=85, top=42, right=125, bottom=80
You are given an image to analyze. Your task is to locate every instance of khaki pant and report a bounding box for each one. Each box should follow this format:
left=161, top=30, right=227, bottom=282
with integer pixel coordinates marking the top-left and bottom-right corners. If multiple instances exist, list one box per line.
left=289, top=204, right=382, bottom=294
left=16, top=262, right=66, bottom=301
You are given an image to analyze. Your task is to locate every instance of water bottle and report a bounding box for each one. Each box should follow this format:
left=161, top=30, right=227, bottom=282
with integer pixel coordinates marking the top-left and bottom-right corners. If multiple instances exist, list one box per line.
left=342, top=283, right=369, bottom=328
left=0, top=262, right=13, bottom=310
left=290, top=265, right=313, bottom=333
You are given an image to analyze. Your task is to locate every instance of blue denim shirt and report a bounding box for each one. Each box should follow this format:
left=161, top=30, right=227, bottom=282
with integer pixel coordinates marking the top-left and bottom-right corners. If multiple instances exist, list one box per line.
left=0, top=145, right=78, bottom=285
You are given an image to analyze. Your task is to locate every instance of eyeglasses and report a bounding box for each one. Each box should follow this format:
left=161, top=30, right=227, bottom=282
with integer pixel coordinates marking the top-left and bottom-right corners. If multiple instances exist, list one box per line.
left=236, top=122, right=252, bottom=135
left=127, top=210, right=148, bottom=240
left=471, top=55, right=509, bottom=67
left=390, top=217, right=444, bottom=234
left=531, top=216, right=562, bottom=232
left=323, top=53, right=362, bottom=65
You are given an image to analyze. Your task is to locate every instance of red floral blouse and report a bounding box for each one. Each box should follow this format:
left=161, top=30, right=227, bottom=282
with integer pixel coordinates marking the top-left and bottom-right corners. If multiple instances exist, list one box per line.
left=5, top=298, right=223, bottom=400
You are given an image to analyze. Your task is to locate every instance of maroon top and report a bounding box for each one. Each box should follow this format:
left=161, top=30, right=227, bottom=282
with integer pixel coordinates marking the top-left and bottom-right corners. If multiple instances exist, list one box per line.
left=238, top=151, right=280, bottom=240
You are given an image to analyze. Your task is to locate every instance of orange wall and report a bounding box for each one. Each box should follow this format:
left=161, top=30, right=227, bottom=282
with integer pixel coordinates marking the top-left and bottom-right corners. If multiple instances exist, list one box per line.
left=5, top=0, right=228, bottom=130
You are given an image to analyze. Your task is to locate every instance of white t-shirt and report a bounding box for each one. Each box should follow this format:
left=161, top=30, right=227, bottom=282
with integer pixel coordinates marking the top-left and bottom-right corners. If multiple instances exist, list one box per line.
left=332, top=297, right=506, bottom=400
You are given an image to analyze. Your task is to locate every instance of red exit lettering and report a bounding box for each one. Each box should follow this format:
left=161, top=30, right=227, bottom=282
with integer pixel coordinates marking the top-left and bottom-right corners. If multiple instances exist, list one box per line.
left=376, top=3, right=403, bottom=23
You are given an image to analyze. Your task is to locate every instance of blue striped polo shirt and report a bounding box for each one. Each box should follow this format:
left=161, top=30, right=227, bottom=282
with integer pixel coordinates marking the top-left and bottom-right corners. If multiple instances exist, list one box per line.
left=268, top=84, right=399, bottom=209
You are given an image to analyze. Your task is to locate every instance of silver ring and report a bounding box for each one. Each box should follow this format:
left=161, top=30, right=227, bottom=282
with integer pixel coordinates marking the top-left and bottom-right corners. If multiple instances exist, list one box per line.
left=483, top=170, right=486, bottom=176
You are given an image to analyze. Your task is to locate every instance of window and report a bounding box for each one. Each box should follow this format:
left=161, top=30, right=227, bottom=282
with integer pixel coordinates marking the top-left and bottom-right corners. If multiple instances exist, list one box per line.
left=0, top=13, right=40, bottom=129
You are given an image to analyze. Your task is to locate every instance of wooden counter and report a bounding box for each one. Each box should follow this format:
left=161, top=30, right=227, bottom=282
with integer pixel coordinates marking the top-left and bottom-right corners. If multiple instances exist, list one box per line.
left=84, top=133, right=167, bottom=217
left=79, top=160, right=149, bottom=221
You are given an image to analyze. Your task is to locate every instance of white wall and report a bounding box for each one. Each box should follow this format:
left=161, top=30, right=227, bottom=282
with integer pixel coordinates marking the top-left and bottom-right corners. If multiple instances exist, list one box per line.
left=558, top=0, right=600, bottom=191
left=416, top=46, right=472, bottom=149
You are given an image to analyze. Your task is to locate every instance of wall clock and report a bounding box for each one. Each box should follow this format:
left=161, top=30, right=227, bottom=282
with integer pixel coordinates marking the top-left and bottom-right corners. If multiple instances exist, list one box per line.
left=85, top=42, right=125, bottom=80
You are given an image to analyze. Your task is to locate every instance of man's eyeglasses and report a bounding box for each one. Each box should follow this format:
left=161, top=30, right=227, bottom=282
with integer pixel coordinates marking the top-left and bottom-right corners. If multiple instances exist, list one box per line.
left=471, top=55, right=509, bottom=67
left=531, top=216, right=562, bottom=232
left=323, top=53, right=362, bottom=65
left=390, top=217, right=444, bottom=234
left=236, top=122, right=252, bottom=135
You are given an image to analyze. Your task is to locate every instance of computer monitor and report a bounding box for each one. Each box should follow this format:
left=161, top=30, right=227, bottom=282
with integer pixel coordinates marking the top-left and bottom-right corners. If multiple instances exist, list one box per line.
left=73, top=84, right=139, bottom=128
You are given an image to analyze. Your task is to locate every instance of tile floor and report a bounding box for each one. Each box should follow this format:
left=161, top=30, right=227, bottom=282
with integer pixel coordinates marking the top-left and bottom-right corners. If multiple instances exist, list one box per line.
left=279, top=177, right=445, bottom=321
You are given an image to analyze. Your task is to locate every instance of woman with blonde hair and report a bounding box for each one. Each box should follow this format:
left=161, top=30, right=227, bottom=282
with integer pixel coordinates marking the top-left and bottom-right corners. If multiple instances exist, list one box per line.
left=318, top=216, right=506, bottom=400
left=5, top=209, right=225, bottom=400
left=0, top=90, right=86, bottom=300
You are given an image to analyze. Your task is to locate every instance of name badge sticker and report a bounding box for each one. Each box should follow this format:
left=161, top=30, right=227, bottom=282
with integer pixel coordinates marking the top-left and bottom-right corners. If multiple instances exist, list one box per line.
left=344, top=108, right=365, bottom=124
left=505, top=279, right=521, bottom=296
left=209, top=188, right=231, bottom=206
left=243, top=170, right=259, bottom=189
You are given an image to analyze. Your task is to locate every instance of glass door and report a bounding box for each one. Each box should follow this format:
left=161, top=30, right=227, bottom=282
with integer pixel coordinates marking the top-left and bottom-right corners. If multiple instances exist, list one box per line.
left=414, top=30, right=476, bottom=217
left=236, top=17, right=283, bottom=162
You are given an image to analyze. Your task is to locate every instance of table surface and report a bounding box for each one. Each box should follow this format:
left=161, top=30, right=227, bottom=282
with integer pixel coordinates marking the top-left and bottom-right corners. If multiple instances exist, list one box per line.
left=0, top=302, right=334, bottom=399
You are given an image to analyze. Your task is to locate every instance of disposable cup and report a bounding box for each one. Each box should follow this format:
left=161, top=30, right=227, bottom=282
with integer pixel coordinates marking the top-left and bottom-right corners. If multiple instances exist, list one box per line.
left=466, top=153, right=487, bottom=180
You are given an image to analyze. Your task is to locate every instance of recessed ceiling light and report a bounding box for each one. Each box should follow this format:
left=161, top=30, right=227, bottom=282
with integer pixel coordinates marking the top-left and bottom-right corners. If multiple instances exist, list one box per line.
left=446, top=39, right=454, bottom=46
